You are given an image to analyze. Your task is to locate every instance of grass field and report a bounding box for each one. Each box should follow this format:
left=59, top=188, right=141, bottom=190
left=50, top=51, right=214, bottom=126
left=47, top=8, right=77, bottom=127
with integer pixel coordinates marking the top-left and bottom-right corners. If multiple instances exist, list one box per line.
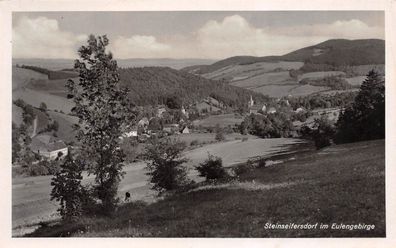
left=12, top=67, right=48, bottom=91
left=350, top=64, right=385, bottom=76
left=12, top=104, right=24, bottom=126
left=202, top=61, right=303, bottom=81
left=299, top=71, right=346, bottom=80
left=13, top=88, right=74, bottom=113
left=28, top=139, right=384, bottom=237
left=230, top=71, right=294, bottom=88
left=13, top=137, right=299, bottom=236
left=345, top=76, right=366, bottom=86
left=47, top=111, right=79, bottom=142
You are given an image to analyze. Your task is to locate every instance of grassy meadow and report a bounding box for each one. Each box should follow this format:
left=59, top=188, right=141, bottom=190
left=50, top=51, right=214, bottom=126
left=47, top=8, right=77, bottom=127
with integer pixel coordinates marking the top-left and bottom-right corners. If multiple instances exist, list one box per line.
left=27, top=139, right=385, bottom=237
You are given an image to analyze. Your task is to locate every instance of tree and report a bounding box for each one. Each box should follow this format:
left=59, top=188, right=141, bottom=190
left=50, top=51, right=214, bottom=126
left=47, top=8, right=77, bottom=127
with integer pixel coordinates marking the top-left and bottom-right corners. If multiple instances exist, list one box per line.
left=143, top=137, right=189, bottom=193
left=335, top=70, right=385, bottom=143
left=195, top=154, right=226, bottom=180
left=51, top=152, right=86, bottom=222
left=312, top=116, right=336, bottom=149
left=39, top=102, right=47, bottom=112
left=66, top=35, right=134, bottom=214
left=166, top=95, right=182, bottom=110
left=215, top=125, right=225, bottom=141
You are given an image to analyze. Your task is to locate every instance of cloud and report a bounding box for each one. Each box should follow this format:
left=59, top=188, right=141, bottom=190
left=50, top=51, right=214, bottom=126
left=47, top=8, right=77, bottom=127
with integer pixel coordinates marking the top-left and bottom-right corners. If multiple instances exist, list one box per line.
left=13, top=16, right=87, bottom=59
left=188, top=15, right=384, bottom=58
left=266, top=19, right=384, bottom=40
left=110, top=35, right=171, bottom=59
left=12, top=15, right=384, bottom=60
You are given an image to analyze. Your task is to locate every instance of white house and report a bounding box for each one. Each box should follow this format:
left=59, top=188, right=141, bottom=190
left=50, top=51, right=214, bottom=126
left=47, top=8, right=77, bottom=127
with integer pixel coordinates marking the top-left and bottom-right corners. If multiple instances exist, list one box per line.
left=30, top=134, right=68, bottom=160
left=267, top=107, right=277, bottom=114
left=249, top=104, right=266, bottom=114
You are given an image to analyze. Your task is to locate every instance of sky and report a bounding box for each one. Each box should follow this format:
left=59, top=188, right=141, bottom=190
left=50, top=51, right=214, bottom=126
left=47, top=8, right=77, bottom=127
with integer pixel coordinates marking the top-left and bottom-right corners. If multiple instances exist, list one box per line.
left=12, top=11, right=384, bottom=60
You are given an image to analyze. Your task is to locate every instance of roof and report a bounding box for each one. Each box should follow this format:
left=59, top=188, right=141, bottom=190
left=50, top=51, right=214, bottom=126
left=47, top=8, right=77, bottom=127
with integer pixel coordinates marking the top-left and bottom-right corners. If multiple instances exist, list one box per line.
left=250, top=105, right=265, bottom=111
left=30, top=134, right=67, bottom=153
left=267, top=107, right=277, bottom=112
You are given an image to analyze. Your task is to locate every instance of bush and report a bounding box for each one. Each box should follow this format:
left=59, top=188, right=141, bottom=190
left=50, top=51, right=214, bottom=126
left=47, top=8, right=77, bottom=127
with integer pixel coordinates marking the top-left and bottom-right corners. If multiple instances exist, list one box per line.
left=257, top=158, right=267, bottom=168
left=51, top=152, right=88, bottom=222
left=28, top=162, right=49, bottom=176
left=190, top=139, right=199, bottom=146
left=195, top=154, right=227, bottom=180
left=312, top=117, right=336, bottom=149
left=143, top=137, right=189, bottom=193
left=233, top=160, right=254, bottom=177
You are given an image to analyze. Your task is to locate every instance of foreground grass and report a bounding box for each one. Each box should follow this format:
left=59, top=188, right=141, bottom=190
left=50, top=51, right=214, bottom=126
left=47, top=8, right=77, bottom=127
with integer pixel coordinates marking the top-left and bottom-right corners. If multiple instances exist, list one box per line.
left=28, top=139, right=385, bottom=237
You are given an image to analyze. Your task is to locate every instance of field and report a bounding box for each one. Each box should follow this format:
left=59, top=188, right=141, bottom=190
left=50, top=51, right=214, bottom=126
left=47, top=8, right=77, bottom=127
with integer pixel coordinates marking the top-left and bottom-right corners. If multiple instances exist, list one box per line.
left=202, top=61, right=303, bottom=81
left=13, top=88, right=74, bottom=113
left=12, top=67, right=48, bottom=91
left=192, top=113, right=244, bottom=128
left=12, top=104, right=24, bottom=126
left=28, top=139, right=384, bottom=237
left=47, top=111, right=79, bottom=142
left=230, top=71, right=293, bottom=88
left=299, top=71, right=346, bottom=80
left=12, top=137, right=300, bottom=236
left=350, top=64, right=385, bottom=76
left=345, top=76, right=366, bottom=86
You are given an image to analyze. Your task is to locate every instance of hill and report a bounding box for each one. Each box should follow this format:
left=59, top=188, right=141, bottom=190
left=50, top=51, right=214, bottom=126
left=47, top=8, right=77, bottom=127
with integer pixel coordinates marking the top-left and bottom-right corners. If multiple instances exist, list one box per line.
left=118, top=66, right=270, bottom=107
left=28, top=139, right=385, bottom=237
left=181, top=39, right=384, bottom=98
left=182, top=39, right=385, bottom=74
left=282, top=39, right=385, bottom=66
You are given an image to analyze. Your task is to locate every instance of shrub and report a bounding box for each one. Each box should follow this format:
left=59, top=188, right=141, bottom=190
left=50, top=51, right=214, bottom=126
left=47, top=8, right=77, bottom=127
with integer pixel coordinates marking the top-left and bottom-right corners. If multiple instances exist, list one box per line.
left=190, top=139, right=199, bottom=146
left=215, top=127, right=225, bottom=141
left=257, top=158, right=267, bottom=168
left=51, top=152, right=88, bottom=222
left=312, top=117, right=336, bottom=149
left=143, top=137, right=189, bottom=193
left=39, top=102, right=47, bottom=112
left=28, top=162, right=49, bottom=176
left=195, top=154, right=227, bottom=180
left=233, top=160, right=254, bottom=177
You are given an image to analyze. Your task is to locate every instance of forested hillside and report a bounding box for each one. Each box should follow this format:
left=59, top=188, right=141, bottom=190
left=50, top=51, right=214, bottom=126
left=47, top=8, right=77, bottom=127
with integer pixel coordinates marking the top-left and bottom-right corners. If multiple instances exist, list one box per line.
left=119, top=67, right=270, bottom=107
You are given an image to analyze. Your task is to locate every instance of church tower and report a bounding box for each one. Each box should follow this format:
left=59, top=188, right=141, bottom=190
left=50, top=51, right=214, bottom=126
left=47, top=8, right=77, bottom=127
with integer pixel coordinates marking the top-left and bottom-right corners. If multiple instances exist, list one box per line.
left=248, top=95, right=254, bottom=107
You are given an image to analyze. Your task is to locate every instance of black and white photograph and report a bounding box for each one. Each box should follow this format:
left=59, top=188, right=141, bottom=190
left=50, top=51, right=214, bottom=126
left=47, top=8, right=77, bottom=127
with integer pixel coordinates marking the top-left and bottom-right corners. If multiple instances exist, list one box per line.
left=1, top=0, right=395, bottom=246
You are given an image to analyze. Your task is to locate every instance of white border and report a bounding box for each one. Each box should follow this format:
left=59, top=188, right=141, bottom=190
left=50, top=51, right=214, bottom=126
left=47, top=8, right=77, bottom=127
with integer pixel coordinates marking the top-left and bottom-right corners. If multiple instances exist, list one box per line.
left=1, top=0, right=395, bottom=247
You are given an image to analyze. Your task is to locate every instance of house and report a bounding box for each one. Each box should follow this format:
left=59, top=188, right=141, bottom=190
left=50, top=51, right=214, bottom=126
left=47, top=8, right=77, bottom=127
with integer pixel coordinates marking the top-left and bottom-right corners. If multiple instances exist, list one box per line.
left=30, top=134, right=68, bottom=160
left=122, top=126, right=138, bottom=138
left=181, top=106, right=189, bottom=118
left=181, top=126, right=190, bottom=134
left=249, top=104, right=266, bottom=114
left=267, top=107, right=277, bottom=114
left=195, top=101, right=221, bottom=114
left=137, top=117, right=149, bottom=128
left=156, top=105, right=167, bottom=118
left=163, top=123, right=180, bottom=134
left=295, top=107, right=306, bottom=113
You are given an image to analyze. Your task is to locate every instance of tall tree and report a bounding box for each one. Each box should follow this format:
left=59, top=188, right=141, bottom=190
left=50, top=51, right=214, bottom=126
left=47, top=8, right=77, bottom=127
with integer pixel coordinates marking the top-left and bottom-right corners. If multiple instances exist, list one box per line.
left=66, top=35, right=134, bottom=214
left=335, top=69, right=385, bottom=143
